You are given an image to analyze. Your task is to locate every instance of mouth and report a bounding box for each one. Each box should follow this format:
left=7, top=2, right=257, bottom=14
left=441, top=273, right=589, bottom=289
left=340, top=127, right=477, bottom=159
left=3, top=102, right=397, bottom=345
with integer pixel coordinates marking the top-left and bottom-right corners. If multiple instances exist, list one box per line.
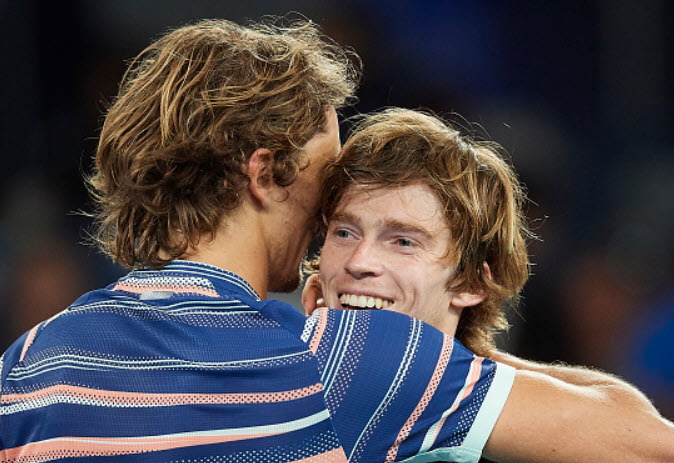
left=338, top=293, right=394, bottom=310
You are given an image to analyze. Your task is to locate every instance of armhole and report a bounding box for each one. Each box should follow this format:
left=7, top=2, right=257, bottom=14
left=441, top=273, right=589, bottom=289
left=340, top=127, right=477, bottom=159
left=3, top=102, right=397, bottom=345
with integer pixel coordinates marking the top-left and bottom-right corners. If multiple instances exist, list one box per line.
left=461, top=362, right=516, bottom=454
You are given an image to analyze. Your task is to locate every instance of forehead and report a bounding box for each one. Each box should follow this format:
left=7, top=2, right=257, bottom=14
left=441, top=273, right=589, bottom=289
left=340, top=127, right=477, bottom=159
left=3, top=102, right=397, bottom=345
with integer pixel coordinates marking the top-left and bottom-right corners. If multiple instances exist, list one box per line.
left=335, top=183, right=449, bottom=234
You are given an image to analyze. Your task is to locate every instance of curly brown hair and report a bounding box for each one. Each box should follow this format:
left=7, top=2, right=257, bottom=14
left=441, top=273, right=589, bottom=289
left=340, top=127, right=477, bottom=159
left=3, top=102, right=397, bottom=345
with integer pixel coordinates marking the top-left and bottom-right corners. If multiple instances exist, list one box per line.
left=312, top=108, right=531, bottom=356
left=87, top=18, right=360, bottom=269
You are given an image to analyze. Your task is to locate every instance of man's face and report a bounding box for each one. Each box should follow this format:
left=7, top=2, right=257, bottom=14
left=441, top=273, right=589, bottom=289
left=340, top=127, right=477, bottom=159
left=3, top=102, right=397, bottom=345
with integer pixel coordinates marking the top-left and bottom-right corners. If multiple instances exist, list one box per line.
left=268, top=107, right=341, bottom=292
left=319, top=183, right=465, bottom=333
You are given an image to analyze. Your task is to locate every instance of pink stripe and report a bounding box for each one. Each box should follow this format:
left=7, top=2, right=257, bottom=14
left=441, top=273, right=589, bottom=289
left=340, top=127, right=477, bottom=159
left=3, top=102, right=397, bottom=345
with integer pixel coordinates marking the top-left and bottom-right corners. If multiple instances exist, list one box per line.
left=386, top=336, right=453, bottom=462
left=4, top=431, right=273, bottom=462
left=289, top=448, right=348, bottom=462
left=430, top=356, right=484, bottom=447
left=2, top=383, right=323, bottom=407
left=19, top=325, right=40, bottom=362
left=309, top=309, right=328, bottom=354
left=462, top=357, right=483, bottom=400
left=112, top=282, right=219, bottom=298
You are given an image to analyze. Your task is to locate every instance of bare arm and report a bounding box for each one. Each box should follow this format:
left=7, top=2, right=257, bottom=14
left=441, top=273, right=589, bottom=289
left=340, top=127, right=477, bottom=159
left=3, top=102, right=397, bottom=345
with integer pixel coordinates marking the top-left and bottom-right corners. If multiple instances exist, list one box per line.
left=302, top=275, right=674, bottom=461
left=484, top=354, right=674, bottom=463
left=490, top=350, right=659, bottom=413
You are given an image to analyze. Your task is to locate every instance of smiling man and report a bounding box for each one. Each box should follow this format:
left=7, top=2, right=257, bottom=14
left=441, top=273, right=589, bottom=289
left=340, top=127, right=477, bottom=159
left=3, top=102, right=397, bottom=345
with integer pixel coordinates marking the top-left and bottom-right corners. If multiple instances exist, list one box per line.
left=321, top=183, right=478, bottom=338
left=304, top=108, right=674, bottom=462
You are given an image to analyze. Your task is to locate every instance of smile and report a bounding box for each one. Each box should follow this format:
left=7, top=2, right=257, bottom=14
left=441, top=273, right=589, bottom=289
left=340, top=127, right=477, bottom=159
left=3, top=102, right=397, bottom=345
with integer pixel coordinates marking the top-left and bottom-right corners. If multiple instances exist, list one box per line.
left=339, top=293, right=393, bottom=309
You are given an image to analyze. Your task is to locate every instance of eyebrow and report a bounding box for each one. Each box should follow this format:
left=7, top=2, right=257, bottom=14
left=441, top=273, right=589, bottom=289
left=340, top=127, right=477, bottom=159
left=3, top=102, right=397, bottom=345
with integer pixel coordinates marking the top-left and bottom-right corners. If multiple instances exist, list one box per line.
left=330, top=212, right=434, bottom=241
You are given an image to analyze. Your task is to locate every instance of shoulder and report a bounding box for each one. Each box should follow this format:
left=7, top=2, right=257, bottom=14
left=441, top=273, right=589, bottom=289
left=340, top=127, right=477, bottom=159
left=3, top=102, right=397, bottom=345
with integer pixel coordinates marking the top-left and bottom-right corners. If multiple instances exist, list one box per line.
left=300, top=308, right=516, bottom=461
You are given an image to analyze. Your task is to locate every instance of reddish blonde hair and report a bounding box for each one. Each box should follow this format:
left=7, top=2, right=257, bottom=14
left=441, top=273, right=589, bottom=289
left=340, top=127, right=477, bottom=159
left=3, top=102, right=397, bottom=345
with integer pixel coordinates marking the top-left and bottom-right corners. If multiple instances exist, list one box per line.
left=88, top=18, right=359, bottom=268
left=315, top=108, right=531, bottom=355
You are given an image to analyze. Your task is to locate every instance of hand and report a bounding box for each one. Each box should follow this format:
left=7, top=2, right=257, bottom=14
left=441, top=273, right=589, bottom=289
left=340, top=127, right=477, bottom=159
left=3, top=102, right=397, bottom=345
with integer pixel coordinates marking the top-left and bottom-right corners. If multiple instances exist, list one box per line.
left=301, top=274, right=325, bottom=315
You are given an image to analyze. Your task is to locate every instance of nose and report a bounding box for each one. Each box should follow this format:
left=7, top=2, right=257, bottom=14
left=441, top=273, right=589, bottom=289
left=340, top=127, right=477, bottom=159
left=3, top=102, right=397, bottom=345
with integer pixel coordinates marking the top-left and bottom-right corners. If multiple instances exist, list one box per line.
left=345, top=241, right=383, bottom=279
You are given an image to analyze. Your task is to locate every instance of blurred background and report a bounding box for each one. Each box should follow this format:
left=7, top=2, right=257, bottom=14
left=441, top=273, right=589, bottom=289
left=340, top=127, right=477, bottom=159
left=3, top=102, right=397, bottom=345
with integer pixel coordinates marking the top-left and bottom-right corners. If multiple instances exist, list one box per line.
left=1, top=0, right=672, bottom=419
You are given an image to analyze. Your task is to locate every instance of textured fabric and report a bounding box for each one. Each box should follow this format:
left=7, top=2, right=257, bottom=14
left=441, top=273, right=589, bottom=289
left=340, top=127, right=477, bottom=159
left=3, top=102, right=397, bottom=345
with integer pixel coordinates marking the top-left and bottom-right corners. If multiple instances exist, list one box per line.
left=0, top=260, right=514, bottom=462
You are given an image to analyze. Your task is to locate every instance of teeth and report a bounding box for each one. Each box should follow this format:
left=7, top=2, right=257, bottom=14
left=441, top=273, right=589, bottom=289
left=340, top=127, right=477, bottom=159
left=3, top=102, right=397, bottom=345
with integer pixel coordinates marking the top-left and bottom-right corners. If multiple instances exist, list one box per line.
left=338, top=293, right=392, bottom=309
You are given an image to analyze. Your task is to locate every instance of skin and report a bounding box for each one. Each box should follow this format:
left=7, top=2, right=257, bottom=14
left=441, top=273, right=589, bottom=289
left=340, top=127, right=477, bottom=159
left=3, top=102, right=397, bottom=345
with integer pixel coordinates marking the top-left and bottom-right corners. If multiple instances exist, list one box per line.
left=263, top=107, right=341, bottom=292
left=186, top=107, right=340, bottom=297
left=318, top=183, right=483, bottom=336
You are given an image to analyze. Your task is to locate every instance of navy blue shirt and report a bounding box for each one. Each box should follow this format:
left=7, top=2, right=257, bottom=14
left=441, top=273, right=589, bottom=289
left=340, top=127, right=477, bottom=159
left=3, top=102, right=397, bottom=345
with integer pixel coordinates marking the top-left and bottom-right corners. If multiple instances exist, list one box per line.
left=1, top=260, right=514, bottom=462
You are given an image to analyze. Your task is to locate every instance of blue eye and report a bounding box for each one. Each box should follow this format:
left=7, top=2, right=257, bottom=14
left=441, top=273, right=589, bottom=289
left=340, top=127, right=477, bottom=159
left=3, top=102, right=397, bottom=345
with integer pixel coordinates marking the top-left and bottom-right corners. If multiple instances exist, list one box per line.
left=397, top=238, right=412, bottom=247
left=337, top=229, right=351, bottom=239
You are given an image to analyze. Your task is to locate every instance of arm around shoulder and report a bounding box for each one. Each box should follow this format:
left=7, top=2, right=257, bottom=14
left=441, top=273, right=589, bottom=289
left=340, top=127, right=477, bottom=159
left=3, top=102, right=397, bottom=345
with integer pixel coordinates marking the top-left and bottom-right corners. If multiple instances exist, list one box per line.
left=483, top=368, right=674, bottom=463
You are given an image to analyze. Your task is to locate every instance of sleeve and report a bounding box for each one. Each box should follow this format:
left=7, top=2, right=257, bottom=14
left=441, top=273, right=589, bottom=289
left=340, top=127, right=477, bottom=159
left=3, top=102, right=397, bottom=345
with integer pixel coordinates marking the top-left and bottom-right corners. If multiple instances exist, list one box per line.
left=302, top=308, right=515, bottom=463
left=0, top=330, right=33, bottom=456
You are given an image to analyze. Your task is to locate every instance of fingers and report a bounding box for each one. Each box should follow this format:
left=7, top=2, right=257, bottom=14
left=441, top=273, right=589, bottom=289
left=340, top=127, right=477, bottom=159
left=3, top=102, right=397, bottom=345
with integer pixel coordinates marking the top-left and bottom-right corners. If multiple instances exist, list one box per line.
left=302, top=274, right=323, bottom=316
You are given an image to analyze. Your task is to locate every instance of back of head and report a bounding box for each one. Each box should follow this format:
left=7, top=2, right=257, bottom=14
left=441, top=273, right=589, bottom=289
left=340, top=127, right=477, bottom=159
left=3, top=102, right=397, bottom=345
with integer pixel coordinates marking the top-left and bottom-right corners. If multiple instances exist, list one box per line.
left=319, top=108, right=530, bottom=355
left=89, top=18, right=359, bottom=269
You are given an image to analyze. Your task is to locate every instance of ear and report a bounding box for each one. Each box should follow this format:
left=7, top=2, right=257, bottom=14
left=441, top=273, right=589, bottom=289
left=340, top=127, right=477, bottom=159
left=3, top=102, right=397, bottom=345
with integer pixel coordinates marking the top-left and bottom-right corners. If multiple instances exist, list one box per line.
left=450, top=262, right=490, bottom=309
left=301, top=273, right=323, bottom=316
left=450, top=290, right=485, bottom=309
left=244, top=148, right=274, bottom=208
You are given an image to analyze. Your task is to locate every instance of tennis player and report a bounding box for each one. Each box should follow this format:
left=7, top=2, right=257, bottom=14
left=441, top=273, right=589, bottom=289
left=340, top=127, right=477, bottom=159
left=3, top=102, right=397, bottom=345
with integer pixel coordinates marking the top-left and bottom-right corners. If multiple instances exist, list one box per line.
left=303, top=108, right=674, bottom=462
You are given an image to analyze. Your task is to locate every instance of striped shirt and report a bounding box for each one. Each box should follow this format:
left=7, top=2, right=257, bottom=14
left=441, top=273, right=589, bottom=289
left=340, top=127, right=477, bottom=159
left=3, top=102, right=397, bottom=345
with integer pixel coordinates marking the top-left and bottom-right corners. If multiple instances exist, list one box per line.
left=0, top=260, right=514, bottom=462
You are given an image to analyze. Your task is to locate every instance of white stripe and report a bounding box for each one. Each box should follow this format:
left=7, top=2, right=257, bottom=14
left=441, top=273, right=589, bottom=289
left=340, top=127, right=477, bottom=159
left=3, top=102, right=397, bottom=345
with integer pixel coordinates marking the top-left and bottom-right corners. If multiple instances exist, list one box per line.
left=418, top=355, right=480, bottom=453
left=20, top=409, right=331, bottom=446
left=349, top=318, right=423, bottom=460
left=2, top=396, right=144, bottom=415
left=324, top=311, right=356, bottom=395
left=70, top=299, right=251, bottom=314
left=13, top=351, right=310, bottom=373
left=301, top=313, right=319, bottom=343
left=11, top=350, right=311, bottom=375
left=8, top=350, right=311, bottom=381
left=101, top=298, right=247, bottom=308
left=320, top=312, right=348, bottom=384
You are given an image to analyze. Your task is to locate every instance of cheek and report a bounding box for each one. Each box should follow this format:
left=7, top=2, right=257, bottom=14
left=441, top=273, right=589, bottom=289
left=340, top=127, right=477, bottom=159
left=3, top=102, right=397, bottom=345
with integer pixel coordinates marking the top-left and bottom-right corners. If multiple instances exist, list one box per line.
left=405, top=270, right=452, bottom=307
left=319, top=245, right=340, bottom=281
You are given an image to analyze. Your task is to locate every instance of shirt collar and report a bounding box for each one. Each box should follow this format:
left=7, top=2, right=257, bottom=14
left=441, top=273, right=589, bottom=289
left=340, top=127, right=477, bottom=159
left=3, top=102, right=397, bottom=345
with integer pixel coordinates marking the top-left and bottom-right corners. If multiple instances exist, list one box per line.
left=128, top=259, right=262, bottom=303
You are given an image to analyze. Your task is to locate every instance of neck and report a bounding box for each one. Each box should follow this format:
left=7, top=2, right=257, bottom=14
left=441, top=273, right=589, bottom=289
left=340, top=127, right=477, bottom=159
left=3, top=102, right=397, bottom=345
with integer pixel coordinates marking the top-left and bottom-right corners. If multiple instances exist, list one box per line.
left=182, top=204, right=270, bottom=299
left=435, top=306, right=463, bottom=338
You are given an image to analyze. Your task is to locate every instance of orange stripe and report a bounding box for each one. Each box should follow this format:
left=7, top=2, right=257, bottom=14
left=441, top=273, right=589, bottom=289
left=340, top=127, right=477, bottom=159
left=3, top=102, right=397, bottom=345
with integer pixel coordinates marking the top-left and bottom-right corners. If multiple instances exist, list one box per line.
left=289, top=447, right=348, bottom=462
left=386, top=336, right=453, bottom=462
left=4, top=432, right=273, bottom=462
left=309, top=309, right=328, bottom=354
left=2, top=383, right=323, bottom=407
left=430, top=356, right=484, bottom=447
left=19, top=325, right=40, bottom=362
left=461, top=357, right=483, bottom=401
left=112, top=282, right=219, bottom=297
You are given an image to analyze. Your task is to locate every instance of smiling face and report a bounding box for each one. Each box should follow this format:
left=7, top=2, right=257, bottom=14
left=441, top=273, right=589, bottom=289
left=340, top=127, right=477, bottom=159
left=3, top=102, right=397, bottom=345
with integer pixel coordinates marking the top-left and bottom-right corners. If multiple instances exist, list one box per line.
left=319, top=182, right=481, bottom=335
